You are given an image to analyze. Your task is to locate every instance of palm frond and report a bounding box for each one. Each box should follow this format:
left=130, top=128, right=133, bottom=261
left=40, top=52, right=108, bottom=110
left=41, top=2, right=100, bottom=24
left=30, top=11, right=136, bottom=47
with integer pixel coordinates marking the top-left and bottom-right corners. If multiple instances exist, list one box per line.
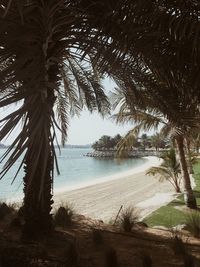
left=115, top=128, right=138, bottom=158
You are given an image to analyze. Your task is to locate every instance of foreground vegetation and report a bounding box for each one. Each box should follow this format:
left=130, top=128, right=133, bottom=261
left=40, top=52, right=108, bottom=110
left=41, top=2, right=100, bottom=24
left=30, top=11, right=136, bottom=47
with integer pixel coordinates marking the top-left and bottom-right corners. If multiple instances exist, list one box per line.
left=0, top=202, right=199, bottom=266
left=144, top=162, right=200, bottom=228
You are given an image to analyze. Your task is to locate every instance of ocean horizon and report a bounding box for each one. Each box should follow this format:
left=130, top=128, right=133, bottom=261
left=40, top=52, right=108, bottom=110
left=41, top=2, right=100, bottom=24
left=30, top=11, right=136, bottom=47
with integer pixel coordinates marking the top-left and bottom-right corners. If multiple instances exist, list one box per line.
left=0, top=148, right=148, bottom=201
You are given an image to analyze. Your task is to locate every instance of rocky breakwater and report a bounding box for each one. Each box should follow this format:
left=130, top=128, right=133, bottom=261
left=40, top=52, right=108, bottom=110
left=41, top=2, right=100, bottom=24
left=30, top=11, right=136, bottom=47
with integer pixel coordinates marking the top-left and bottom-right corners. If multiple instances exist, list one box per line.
left=85, top=150, right=163, bottom=158
left=86, top=151, right=116, bottom=158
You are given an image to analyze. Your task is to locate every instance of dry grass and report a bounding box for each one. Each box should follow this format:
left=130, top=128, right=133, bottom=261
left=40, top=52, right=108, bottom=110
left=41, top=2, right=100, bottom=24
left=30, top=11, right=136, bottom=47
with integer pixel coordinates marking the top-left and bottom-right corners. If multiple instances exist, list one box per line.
left=117, top=206, right=139, bottom=232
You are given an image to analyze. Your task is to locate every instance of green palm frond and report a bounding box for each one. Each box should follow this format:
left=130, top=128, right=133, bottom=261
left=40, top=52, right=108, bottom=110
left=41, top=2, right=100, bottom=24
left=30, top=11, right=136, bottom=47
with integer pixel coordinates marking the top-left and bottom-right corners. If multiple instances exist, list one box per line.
left=146, top=148, right=182, bottom=191
left=115, top=128, right=138, bottom=158
left=146, top=167, right=172, bottom=182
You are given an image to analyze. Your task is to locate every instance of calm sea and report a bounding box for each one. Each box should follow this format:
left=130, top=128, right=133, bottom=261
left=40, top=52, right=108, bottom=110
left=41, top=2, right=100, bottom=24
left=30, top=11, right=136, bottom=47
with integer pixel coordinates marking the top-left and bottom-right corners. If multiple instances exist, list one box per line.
left=0, top=148, right=147, bottom=200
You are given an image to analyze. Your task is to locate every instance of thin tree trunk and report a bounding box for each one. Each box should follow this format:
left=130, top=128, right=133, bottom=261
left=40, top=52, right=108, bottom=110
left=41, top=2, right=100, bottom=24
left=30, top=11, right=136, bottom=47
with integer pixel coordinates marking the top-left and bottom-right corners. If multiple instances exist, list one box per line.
left=175, top=136, right=197, bottom=209
left=196, top=142, right=200, bottom=153
left=185, top=138, right=194, bottom=174
left=174, top=176, right=181, bottom=193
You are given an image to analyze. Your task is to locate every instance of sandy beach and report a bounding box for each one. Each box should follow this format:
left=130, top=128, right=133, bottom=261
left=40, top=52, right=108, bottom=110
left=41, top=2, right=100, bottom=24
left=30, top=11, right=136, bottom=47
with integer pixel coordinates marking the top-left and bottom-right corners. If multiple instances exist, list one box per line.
left=53, top=156, right=176, bottom=222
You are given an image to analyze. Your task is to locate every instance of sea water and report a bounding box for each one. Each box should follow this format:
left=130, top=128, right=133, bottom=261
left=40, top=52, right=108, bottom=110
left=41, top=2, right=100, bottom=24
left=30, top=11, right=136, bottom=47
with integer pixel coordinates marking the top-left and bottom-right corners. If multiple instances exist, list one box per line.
left=0, top=148, right=147, bottom=200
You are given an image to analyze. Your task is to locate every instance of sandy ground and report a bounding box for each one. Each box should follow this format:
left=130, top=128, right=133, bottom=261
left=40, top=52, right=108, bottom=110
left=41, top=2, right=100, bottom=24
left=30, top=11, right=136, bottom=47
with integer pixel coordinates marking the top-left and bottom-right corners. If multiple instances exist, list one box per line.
left=53, top=156, right=176, bottom=222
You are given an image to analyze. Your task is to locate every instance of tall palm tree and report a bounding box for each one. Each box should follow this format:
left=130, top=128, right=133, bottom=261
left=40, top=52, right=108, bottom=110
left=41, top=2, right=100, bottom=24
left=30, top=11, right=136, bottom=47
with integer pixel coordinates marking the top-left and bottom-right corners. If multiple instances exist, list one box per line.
left=78, top=0, right=200, bottom=208
left=146, top=148, right=182, bottom=193
left=0, top=1, right=110, bottom=238
left=111, top=87, right=199, bottom=209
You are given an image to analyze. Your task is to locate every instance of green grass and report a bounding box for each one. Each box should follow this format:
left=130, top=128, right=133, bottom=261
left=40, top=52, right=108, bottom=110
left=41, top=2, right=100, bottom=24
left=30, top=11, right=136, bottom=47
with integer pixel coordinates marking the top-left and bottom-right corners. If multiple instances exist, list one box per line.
left=143, top=162, right=200, bottom=228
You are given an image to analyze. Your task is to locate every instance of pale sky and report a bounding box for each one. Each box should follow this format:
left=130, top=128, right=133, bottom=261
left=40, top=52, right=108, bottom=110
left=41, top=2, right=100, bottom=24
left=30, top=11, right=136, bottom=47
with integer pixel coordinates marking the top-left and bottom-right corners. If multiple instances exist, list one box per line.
left=65, top=78, right=132, bottom=145
left=66, top=110, right=131, bottom=145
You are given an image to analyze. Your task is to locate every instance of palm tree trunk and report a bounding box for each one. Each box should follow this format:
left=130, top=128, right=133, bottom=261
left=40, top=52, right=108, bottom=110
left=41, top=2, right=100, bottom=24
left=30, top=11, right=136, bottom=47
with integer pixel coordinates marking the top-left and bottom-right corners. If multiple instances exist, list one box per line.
left=22, top=152, right=53, bottom=239
left=173, top=177, right=181, bottom=193
left=175, top=136, right=197, bottom=209
left=185, top=138, right=194, bottom=174
left=22, top=90, right=56, bottom=239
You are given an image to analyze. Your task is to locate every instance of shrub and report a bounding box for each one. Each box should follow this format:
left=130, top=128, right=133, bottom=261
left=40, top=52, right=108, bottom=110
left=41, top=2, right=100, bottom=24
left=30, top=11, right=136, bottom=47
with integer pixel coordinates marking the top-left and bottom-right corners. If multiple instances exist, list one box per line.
left=54, top=203, right=74, bottom=227
left=185, top=211, right=200, bottom=238
left=117, top=206, right=139, bottom=232
left=105, top=247, right=118, bottom=267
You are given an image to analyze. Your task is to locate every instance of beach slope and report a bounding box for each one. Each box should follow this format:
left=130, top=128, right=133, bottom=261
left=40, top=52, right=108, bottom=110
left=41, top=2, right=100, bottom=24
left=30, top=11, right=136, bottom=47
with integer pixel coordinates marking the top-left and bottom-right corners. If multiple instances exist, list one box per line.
left=54, top=156, right=175, bottom=221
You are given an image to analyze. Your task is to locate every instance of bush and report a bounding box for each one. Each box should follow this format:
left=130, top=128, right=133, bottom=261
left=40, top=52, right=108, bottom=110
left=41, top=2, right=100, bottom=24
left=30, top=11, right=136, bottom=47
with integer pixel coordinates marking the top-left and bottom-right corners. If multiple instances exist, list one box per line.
left=117, top=206, right=139, bottom=232
left=54, top=203, right=74, bottom=228
left=185, top=211, right=200, bottom=238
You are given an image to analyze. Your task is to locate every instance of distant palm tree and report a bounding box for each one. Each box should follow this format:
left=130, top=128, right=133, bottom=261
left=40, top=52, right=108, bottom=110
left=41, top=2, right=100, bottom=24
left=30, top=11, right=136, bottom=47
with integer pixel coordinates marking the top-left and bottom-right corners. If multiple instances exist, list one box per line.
left=140, top=134, right=150, bottom=150
left=150, top=133, right=166, bottom=151
left=146, top=148, right=181, bottom=193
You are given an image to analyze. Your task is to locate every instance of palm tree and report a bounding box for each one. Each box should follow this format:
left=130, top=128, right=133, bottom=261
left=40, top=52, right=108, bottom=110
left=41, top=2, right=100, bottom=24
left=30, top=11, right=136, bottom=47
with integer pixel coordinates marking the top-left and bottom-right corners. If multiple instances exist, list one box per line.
left=111, top=87, right=199, bottom=209
left=150, top=133, right=166, bottom=151
left=78, top=0, right=200, bottom=208
left=146, top=148, right=182, bottom=193
left=0, top=1, right=110, bottom=238
left=140, top=134, right=150, bottom=151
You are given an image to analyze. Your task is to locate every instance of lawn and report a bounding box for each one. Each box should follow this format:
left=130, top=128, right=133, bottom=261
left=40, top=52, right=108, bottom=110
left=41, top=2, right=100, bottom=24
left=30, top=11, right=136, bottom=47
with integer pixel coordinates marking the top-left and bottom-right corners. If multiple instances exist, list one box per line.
left=143, top=162, right=200, bottom=227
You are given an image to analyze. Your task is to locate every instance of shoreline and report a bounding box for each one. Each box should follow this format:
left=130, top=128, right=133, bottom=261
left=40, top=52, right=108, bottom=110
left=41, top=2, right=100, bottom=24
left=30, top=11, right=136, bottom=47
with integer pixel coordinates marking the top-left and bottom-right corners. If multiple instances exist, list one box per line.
left=54, top=156, right=175, bottom=221
left=54, top=156, right=161, bottom=194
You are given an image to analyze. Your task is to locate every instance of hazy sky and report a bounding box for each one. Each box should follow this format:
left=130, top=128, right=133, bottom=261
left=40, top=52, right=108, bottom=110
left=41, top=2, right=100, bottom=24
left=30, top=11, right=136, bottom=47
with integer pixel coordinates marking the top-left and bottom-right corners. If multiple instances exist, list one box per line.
left=61, top=78, right=132, bottom=145
left=66, top=110, right=131, bottom=145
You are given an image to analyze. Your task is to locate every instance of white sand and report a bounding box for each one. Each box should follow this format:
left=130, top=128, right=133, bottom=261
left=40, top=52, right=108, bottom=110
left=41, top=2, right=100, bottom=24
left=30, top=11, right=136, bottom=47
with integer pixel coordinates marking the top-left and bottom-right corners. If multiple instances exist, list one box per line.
left=54, top=156, right=177, bottom=221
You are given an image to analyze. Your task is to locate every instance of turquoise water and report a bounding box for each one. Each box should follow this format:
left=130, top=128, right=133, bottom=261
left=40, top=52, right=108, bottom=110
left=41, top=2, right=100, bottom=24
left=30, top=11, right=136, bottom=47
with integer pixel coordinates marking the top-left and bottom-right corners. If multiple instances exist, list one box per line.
left=0, top=148, right=147, bottom=200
